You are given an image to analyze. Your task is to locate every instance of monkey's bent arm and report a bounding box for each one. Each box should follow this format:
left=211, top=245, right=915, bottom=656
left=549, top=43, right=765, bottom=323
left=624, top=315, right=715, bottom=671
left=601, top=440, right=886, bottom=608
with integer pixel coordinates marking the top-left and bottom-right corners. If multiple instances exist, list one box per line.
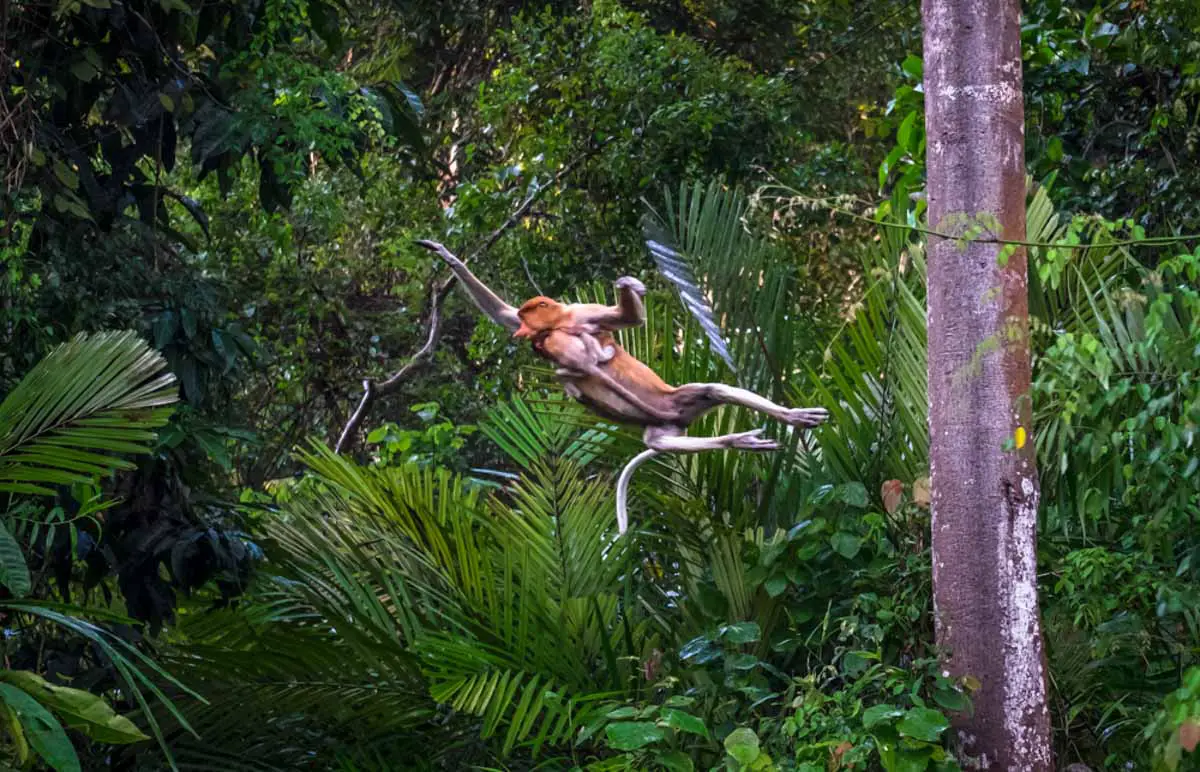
left=415, top=240, right=521, bottom=332
left=570, top=277, right=647, bottom=331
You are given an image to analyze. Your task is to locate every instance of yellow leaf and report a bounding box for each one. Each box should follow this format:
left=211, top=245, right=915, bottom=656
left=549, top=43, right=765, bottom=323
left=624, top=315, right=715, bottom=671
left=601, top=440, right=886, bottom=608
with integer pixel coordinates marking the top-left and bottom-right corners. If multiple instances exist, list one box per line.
left=912, top=477, right=931, bottom=508
left=1014, top=426, right=1027, bottom=449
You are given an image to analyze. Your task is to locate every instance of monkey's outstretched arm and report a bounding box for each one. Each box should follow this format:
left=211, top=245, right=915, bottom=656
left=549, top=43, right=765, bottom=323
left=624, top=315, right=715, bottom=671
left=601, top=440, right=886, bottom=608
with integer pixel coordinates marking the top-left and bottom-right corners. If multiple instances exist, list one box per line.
left=415, top=240, right=521, bottom=332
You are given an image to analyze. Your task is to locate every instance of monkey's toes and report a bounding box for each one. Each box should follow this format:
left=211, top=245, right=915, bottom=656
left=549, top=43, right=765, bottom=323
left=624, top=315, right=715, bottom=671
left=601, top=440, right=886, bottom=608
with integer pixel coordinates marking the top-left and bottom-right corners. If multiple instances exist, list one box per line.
left=614, top=276, right=647, bottom=295
left=784, top=407, right=829, bottom=427
left=728, top=428, right=781, bottom=451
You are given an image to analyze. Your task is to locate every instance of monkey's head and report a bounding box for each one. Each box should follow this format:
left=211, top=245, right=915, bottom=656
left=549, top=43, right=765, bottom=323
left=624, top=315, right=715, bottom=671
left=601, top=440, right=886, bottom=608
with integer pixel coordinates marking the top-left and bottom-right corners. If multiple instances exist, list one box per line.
left=514, top=296, right=565, bottom=338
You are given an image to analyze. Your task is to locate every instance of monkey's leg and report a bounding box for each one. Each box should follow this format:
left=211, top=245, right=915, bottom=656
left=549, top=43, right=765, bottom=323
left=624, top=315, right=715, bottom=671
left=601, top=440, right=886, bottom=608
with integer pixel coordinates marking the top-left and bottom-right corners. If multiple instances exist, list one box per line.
left=415, top=240, right=521, bottom=332
left=614, top=425, right=780, bottom=533
left=670, top=383, right=829, bottom=428
left=643, top=425, right=781, bottom=452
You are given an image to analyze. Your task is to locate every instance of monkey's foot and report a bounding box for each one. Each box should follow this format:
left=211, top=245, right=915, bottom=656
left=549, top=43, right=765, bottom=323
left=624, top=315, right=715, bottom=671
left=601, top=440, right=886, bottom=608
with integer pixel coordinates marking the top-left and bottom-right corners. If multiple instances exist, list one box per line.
left=781, top=407, right=829, bottom=428
left=615, top=276, right=646, bottom=295
left=726, top=428, right=781, bottom=452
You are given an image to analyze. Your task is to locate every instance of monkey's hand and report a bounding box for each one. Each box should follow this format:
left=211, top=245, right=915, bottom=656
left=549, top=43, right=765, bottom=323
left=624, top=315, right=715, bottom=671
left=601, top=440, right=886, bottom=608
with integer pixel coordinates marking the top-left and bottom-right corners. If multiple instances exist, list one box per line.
left=781, top=407, right=830, bottom=428
left=614, top=276, right=646, bottom=296
left=724, top=428, right=781, bottom=451
left=414, top=239, right=462, bottom=266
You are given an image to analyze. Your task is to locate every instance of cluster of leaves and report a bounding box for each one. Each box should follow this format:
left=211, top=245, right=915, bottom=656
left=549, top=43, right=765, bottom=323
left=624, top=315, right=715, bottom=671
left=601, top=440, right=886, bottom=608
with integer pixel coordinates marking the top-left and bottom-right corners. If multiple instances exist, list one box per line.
left=0, top=332, right=211, bottom=770
left=1033, top=246, right=1200, bottom=762
left=1022, top=0, right=1200, bottom=229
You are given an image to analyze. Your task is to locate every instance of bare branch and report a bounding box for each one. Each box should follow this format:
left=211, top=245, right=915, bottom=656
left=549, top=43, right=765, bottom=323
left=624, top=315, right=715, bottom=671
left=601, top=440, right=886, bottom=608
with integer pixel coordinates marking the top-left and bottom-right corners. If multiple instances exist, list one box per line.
left=333, top=153, right=593, bottom=453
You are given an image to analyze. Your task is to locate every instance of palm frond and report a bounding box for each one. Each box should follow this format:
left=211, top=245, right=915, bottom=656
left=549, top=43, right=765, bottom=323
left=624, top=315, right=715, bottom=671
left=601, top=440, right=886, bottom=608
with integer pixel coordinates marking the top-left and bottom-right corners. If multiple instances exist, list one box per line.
left=801, top=222, right=929, bottom=486
left=1, top=600, right=204, bottom=769
left=161, top=421, right=653, bottom=763
left=0, top=331, right=177, bottom=496
left=644, top=179, right=798, bottom=398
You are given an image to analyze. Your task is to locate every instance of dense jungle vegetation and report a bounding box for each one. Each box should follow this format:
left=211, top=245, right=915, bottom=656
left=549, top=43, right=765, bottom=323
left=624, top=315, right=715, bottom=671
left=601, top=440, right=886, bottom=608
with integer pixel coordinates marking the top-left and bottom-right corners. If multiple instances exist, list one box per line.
left=1, top=0, right=1200, bottom=768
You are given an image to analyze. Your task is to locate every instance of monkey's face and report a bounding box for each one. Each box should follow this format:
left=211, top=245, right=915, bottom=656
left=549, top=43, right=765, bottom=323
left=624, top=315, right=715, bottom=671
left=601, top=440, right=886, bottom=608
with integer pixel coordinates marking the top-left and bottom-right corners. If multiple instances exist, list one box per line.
left=514, top=297, right=564, bottom=338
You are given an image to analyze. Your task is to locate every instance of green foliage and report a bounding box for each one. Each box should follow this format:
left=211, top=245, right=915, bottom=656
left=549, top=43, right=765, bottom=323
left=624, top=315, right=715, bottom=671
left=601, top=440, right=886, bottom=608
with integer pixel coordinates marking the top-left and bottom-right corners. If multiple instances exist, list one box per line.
left=1023, top=0, right=1200, bottom=227
left=4, top=0, right=1200, bottom=768
left=365, top=403, right=478, bottom=470
left=0, top=331, right=177, bottom=496
left=1144, top=667, right=1200, bottom=770
left=0, top=331, right=201, bottom=770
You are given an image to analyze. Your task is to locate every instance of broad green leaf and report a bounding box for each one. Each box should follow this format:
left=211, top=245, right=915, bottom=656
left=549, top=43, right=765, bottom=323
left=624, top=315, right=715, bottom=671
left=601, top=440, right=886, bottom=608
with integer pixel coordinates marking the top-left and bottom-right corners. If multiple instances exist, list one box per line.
left=896, top=707, right=950, bottom=742
left=0, top=684, right=80, bottom=772
left=862, top=703, right=904, bottom=729
left=763, top=576, right=788, bottom=597
left=727, top=653, right=758, bottom=670
left=897, top=111, right=918, bottom=151
left=719, top=622, right=761, bottom=644
left=932, top=686, right=971, bottom=714
left=605, top=721, right=665, bottom=751
left=830, top=532, right=862, bottom=559
left=658, top=750, right=695, bottom=772
left=723, top=727, right=760, bottom=764
left=679, top=635, right=720, bottom=663
left=661, top=709, right=708, bottom=738
left=0, top=519, right=31, bottom=597
left=1, top=703, right=30, bottom=765
left=0, top=671, right=149, bottom=744
left=831, top=482, right=869, bottom=508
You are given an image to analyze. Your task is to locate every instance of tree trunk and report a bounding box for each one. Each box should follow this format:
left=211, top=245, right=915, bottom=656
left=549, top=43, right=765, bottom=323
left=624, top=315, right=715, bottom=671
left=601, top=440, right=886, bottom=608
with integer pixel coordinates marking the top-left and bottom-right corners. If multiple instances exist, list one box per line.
left=921, top=0, right=1053, bottom=768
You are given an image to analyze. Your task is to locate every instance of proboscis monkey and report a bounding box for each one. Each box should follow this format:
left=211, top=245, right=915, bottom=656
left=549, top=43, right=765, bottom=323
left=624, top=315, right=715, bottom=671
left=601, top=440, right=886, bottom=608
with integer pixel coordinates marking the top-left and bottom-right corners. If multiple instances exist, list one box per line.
left=513, top=294, right=686, bottom=424
left=415, top=239, right=829, bottom=533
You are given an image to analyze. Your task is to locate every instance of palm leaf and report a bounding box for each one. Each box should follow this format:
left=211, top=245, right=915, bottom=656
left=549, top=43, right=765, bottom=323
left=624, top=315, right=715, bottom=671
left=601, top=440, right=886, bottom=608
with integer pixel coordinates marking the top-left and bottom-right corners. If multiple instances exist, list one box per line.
left=1, top=600, right=205, bottom=770
left=0, top=331, right=178, bottom=496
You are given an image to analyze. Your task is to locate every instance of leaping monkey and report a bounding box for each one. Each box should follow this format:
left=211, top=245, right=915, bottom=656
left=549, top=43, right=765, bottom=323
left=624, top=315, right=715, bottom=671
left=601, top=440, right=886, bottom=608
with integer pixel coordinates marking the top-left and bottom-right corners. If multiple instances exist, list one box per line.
left=415, top=240, right=829, bottom=533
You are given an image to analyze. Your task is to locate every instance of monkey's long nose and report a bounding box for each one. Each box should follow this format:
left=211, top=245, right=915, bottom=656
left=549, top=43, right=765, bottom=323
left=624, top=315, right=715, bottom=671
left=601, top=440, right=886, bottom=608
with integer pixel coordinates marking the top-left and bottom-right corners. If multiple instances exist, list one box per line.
left=513, top=324, right=534, bottom=339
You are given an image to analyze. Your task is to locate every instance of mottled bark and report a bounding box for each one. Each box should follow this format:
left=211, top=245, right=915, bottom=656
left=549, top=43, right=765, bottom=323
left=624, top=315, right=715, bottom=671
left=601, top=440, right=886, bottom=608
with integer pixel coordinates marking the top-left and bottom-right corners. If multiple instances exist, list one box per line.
left=921, top=0, right=1052, bottom=768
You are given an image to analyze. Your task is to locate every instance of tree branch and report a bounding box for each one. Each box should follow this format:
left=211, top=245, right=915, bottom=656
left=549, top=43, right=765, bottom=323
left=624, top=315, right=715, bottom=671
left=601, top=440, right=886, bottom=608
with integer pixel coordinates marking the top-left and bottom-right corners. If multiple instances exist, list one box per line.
left=334, top=154, right=593, bottom=453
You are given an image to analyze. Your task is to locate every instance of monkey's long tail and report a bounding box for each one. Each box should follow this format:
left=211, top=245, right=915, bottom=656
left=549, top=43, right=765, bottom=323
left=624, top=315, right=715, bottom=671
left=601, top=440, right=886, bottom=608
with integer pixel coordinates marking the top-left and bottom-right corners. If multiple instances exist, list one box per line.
left=616, top=448, right=660, bottom=534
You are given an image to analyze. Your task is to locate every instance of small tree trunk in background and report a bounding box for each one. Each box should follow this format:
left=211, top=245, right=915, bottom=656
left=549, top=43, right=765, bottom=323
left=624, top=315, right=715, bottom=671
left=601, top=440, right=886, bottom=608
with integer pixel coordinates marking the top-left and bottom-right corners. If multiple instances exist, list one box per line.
left=921, top=0, right=1053, bottom=768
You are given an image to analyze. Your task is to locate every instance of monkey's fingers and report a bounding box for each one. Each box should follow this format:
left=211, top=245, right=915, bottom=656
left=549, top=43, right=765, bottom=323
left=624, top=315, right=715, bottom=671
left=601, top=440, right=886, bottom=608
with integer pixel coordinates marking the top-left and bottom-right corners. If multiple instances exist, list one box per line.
left=782, top=407, right=830, bottom=427
left=414, top=239, right=458, bottom=263
left=614, top=276, right=647, bottom=295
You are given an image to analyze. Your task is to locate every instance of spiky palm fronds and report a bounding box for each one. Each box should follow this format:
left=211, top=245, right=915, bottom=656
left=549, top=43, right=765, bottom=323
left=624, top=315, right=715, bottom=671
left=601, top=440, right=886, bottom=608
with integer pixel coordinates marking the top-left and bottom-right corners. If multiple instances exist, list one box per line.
left=157, top=403, right=660, bottom=768
left=0, top=330, right=178, bottom=496
left=0, top=332, right=195, bottom=768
